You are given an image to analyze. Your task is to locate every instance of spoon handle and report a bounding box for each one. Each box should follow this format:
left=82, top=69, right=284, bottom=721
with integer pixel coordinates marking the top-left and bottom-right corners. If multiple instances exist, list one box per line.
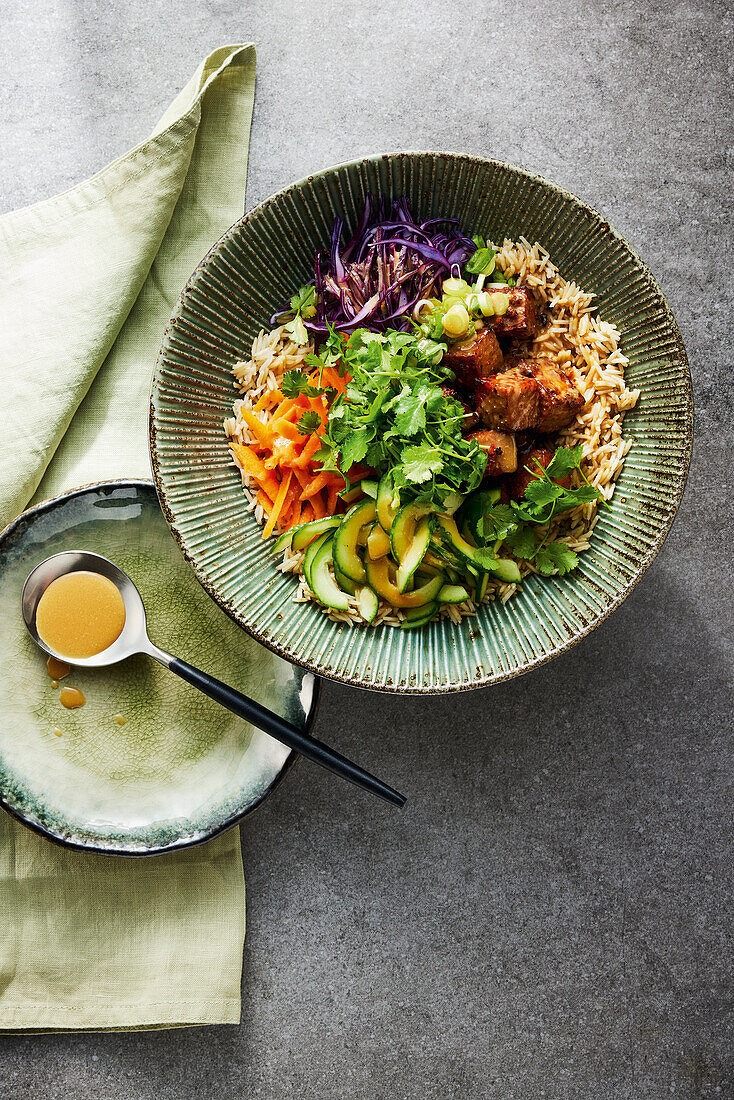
left=149, top=647, right=406, bottom=808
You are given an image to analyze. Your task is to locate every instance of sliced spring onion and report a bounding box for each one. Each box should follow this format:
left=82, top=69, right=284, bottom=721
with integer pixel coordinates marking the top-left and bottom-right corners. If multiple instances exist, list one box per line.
left=492, top=292, right=510, bottom=316
left=442, top=302, right=470, bottom=338
left=477, top=291, right=495, bottom=317
left=442, top=277, right=470, bottom=296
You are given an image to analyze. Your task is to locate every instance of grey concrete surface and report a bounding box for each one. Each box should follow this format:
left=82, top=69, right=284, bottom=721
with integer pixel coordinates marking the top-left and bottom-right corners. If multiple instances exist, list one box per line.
left=1, top=0, right=732, bottom=1097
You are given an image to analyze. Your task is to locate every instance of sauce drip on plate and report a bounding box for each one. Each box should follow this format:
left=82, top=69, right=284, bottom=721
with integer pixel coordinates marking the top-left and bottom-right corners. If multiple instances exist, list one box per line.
left=36, top=571, right=125, bottom=659
left=59, top=686, right=86, bottom=709
left=46, top=655, right=71, bottom=681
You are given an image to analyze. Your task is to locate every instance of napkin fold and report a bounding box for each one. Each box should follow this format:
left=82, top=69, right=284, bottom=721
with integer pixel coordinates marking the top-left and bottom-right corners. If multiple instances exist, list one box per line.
left=0, top=44, right=256, bottom=1031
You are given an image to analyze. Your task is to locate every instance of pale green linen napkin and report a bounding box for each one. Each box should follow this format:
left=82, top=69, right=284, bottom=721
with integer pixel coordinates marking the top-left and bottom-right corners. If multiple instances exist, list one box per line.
left=0, top=44, right=257, bottom=1031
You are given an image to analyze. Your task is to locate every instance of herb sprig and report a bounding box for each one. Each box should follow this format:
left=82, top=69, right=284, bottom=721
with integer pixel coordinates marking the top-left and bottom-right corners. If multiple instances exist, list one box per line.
left=277, top=284, right=317, bottom=345
left=473, top=446, right=603, bottom=575
left=309, top=327, right=488, bottom=504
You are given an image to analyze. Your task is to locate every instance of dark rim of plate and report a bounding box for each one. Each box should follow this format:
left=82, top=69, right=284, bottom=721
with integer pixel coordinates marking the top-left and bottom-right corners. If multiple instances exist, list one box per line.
left=149, top=151, right=693, bottom=695
left=0, top=478, right=321, bottom=857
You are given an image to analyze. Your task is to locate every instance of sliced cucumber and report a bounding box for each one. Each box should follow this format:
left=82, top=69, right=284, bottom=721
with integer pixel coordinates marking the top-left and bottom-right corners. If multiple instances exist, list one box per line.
left=403, top=602, right=438, bottom=622
left=438, top=583, right=470, bottom=604
left=365, top=559, right=444, bottom=608
left=390, top=501, right=433, bottom=561
left=272, top=515, right=341, bottom=554
left=339, top=484, right=364, bottom=504
left=303, top=531, right=334, bottom=591
left=490, top=558, right=522, bottom=584
left=307, top=537, right=349, bottom=611
left=460, top=522, right=478, bottom=547
left=376, top=474, right=400, bottom=531
left=367, top=523, right=391, bottom=561
left=435, top=515, right=481, bottom=563
left=358, top=586, right=379, bottom=623
left=390, top=502, right=435, bottom=592
left=332, top=499, right=376, bottom=583
left=396, top=515, right=433, bottom=593
left=334, top=562, right=358, bottom=596
left=415, top=562, right=442, bottom=583
left=436, top=515, right=520, bottom=584
left=400, top=602, right=438, bottom=629
left=475, top=572, right=490, bottom=603
left=360, top=479, right=378, bottom=500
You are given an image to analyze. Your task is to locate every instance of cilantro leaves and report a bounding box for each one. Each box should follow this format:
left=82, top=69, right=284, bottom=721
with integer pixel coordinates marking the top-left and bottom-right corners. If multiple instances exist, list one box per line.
left=534, top=541, right=579, bottom=576
left=401, top=445, right=444, bottom=484
left=311, top=327, right=487, bottom=504
left=289, top=284, right=316, bottom=317
left=461, top=445, right=602, bottom=577
left=511, top=445, right=602, bottom=525
left=284, top=315, right=309, bottom=346
left=296, top=410, right=322, bottom=435
left=278, top=284, right=318, bottom=346
left=281, top=369, right=335, bottom=403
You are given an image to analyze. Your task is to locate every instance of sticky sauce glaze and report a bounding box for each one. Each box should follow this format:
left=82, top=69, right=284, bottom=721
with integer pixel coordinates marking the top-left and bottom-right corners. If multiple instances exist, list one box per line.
left=36, top=571, right=126, bottom=659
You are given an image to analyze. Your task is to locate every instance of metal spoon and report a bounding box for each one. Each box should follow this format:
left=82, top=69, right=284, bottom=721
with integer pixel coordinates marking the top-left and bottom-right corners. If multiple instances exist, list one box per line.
left=22, top=551, right=405, bottom=808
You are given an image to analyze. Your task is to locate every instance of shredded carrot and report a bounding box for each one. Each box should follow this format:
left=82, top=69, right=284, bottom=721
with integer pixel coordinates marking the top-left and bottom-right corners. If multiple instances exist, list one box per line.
left=239, top=407, right=273, bottom=449
left=326, top=482, right=340, bottom=514
left=253, top=388, right=281, bottom=412
left=271, top=418, right=301, bottom=442
left=229, top=444, right=280, bottom=500
left=230, top=360, right=356, bottom=535
left=263, top=470, right=292, bottom=539
left=321, top=366, right=348, bottom=394
left=310, top=491, right=327, bottom=519
left=264, top=437, right=300, bottom=469
left=257, top=489, right=274, bottom=515
left=300, top=472, right=330, bottom=501
left=294, top=434, right=322, bottom=468
left=307, top=397, right=328, bottom=431
left=274, top=396, right=299, bottom=419
left=291, top=466, right=311, bottom=491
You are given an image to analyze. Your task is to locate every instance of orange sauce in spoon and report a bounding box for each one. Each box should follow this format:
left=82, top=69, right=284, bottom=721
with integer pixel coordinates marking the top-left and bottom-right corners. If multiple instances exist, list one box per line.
left=36, top=571, right=125, bottom=659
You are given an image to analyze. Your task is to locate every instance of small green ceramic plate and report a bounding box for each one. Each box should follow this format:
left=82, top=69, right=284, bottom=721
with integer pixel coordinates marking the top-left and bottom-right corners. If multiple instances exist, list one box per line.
left=150, top=152, right=692, bottom=694
left=0, top=480, right=318, bottom=855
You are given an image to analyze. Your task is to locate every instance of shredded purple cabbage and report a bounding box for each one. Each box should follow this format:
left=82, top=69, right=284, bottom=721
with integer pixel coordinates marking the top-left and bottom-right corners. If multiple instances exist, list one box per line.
left=270, top=195, right=477, bottom=333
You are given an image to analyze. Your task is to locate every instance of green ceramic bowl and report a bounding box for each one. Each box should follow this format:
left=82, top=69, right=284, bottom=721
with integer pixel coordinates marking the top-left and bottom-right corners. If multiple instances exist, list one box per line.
left=0, top=481, right=319, bottom=854
left=150, top=152, right=692, bottom=694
